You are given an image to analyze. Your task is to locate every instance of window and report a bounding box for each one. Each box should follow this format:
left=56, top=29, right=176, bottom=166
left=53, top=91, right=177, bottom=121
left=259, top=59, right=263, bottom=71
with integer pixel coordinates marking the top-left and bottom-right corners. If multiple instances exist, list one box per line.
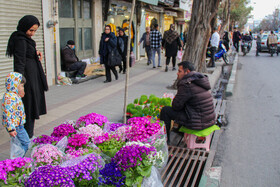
left=84, top=28, right=92, bottom=50
left=77, top=0, right=82, bottom=18
left=83, top=0, right=91, bottom=19
left=79, top=28, right=83, bottom=50
left=58, top=0, right=74, bottom=18
left=59, top=28, right=74, bottom=48
left=59, top=0, right=93, bottom=59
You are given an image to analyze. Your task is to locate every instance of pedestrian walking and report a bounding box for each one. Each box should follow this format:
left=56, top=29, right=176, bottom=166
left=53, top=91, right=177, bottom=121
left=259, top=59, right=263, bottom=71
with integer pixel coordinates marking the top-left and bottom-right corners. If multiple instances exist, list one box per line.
left=2, top=72, right=30, bottom=158
left=162, top=24, right=182, bottom=72
left=99, top=25, right=119, bottom=83
left=210, top=27, right=220, bottom=67
left=138, top=27, right=152, bottom=66
left=223, top=31, right=230, bottom=51
left=233, top=27, right=241, bottom=52
left=150, top=24, right=162, bottom=68
left=256, top=29, right=263, bottom=56
left=117, top=28, right=132, bottom=74
left=6, top=15, right=48, bottom=139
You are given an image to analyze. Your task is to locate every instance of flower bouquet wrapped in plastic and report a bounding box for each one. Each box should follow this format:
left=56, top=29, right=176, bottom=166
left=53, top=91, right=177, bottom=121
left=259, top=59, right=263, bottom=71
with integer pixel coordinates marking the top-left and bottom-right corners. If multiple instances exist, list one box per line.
left=24, top=165, right=74, bottom=187
left=76, top=113, right=109, bottom=129
left=112, top=142, right=163, bottom=187
left=0, top=157, right=32, bottom=186
left=95, top=133, right=126, bottom=158
left=61, top=153, right=104, bottom=187
left=31, top=144, right=65, bottom=167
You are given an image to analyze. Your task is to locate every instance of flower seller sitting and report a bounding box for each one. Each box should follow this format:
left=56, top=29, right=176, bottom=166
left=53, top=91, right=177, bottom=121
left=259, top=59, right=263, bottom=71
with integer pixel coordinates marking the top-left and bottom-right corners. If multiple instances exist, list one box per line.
left=160, top=61, right=217, bottom=144
left=61, top=40, right=87, bottom=80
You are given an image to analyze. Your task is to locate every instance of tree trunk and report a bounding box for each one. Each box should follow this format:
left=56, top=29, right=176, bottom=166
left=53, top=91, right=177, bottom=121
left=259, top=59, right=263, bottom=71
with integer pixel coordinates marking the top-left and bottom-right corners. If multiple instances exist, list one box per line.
left=219, top=0, right=231, bottom=35
left=182, top=0, right=222, bottom=73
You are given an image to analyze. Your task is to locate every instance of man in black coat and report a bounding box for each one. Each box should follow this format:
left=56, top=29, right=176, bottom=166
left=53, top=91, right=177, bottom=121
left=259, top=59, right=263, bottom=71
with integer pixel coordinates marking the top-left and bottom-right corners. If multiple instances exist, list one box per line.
left=61, top=40, right=87, bottom=79
left=233, top=27, right=241, bottom=52
left=160, top=61, right=216, bottom=143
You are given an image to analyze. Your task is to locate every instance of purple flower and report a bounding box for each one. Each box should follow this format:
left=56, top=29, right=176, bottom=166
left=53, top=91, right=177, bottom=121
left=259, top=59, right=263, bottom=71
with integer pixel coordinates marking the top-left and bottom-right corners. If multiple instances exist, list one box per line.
left=126, top=117, right=161, bottom=142
left=112, top=144, right=156, bottom=171
left=99, top=162, right=125, bottom=187
left=51, top=123, right=77, bottom=138
left=76, top=113, right=109, bottom=128
left=0, top=157, right=32, bottom=185
left=32, top=135, right=60, bottom=146
left=63, top=154, right=104, bottom=186
left=24, top=165, right=74, bottom=187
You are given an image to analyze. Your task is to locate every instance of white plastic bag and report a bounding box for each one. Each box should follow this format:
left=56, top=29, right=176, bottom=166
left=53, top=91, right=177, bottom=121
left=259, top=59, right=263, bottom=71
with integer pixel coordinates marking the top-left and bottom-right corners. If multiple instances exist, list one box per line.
left=10, top=136, right=25, bottom=159
left=177, top=50, right=183, bottom=62
left=56, top=136, right=68, bottom=152
left=141, top=166, right=164, bottom=187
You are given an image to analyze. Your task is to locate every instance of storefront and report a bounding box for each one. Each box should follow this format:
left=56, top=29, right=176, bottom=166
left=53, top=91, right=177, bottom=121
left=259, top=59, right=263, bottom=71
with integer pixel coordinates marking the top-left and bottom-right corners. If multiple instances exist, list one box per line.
left=105, top=0, right=137, bottom=51
left=0, top=0, right=45, bottom=95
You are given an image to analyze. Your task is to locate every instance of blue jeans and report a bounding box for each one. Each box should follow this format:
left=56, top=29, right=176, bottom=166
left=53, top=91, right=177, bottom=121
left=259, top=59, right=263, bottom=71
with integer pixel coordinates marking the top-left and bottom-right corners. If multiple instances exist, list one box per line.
left=151, top=47, right=161, bottom=67
left=10, top=126, right=30, bottom=158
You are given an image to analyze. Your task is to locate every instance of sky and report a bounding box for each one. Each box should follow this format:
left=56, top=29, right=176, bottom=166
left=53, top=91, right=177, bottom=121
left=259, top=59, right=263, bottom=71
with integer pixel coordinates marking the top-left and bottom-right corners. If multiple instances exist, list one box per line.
left=250, top=0, right=280, bottom=20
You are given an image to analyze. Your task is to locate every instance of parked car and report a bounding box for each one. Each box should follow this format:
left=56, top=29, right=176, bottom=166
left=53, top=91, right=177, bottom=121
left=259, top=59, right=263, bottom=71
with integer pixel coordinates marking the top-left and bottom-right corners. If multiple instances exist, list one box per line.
left=260, top=34, right=268, bottom=52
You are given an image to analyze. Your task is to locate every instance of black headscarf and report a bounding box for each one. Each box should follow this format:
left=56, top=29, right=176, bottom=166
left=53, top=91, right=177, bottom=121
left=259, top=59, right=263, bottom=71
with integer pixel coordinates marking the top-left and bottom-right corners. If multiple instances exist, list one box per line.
left=6, top=15, right=40, bottom=57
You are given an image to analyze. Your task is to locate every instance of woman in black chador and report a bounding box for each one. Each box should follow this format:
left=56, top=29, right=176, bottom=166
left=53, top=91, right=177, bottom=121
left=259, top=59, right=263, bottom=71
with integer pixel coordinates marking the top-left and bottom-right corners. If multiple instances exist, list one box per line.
left=6, top=15, right=48, bottom=138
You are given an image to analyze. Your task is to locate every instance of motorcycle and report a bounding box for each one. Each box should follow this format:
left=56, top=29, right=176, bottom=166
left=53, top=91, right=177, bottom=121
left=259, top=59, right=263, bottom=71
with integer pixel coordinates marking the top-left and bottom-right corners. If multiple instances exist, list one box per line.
left=206, top=41, right=229, bottom=64
left=269, top=44, right=278, bottom=57
left=241, top=41, right=251, bottom=56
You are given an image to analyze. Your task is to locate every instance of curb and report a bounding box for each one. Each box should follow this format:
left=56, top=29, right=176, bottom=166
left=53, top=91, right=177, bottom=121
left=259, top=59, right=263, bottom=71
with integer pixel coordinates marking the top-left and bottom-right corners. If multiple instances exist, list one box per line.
left=225, top=53, right=238, bottom=96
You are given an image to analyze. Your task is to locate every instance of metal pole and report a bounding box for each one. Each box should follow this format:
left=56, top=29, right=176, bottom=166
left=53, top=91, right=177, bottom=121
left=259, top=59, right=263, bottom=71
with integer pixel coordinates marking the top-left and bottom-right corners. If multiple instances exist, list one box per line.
left=123, top=0, right=136, bottom=123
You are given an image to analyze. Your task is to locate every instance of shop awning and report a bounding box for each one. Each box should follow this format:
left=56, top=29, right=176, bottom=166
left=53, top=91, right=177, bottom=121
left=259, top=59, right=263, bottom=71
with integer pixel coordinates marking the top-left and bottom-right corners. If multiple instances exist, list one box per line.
left=138, top=0, right=158, bottom=6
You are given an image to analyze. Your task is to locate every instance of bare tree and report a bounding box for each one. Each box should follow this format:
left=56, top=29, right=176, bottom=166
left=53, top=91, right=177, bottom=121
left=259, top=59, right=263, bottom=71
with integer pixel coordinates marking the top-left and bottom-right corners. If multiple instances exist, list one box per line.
left=182, top=0, right=222, bottom=72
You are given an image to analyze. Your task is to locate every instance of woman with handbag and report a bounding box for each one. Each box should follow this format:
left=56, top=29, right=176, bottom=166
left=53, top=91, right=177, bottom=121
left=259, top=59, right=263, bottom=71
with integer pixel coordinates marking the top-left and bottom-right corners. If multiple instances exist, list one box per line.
left=6, top=15, right=48, bottom=139
left=99, top=25, right=119, bottom=83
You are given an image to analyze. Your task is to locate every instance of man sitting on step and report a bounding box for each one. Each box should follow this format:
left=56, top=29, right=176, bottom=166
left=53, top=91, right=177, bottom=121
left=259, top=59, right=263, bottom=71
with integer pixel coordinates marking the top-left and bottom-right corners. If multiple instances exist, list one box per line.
left=61, top=40, right=87, bottom=80
left=160, top=61, right=216, bottom=144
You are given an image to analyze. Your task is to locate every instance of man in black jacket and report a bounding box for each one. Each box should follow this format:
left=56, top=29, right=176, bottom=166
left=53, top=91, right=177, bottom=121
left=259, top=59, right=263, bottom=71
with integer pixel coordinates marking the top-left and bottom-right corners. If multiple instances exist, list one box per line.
left=233, top=27, right=241, bottom=52
left=160, top=61, right=216, bottom=143
left=61, top=40, right=87, bottom=79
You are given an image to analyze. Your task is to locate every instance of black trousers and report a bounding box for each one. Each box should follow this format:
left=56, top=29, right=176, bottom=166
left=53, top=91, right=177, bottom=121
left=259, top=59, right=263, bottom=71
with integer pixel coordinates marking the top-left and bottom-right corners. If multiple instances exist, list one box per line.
left=105, top=64, right=118, bottom=81
left=233, top=41, right=239, bottom=52
left=24, top=116, right=35, bottom=138
left=210, top=46, right=217, bottom=67
left=166, top=55, right=176, bottom=67
left=160, top=106, right=180, bottom=141
left=119, top=56, right=128, bottom=73
left=69, top=61, right=87, bottom=76
left=256, top=42, right=261, bottom=55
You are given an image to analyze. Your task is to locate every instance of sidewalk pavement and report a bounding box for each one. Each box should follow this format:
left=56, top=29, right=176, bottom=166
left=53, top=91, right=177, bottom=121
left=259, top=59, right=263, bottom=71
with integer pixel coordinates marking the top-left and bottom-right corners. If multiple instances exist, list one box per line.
left=0, top=56, right=223, bottom=160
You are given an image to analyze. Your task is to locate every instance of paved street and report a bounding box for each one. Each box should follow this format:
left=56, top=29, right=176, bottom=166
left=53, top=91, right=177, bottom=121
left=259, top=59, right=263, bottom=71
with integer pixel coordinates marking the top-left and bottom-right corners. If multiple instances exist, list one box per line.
left=217, top=45, right=280, bottom=186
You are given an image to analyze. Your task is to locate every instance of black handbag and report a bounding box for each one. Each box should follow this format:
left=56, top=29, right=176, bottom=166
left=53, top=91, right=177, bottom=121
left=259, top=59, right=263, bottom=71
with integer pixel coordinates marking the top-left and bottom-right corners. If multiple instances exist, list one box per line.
left=108, top=48, right=122, bottom=67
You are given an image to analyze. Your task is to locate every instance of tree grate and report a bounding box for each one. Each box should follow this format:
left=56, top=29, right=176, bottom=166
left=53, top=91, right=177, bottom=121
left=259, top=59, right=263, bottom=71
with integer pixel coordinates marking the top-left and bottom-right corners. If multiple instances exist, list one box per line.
left=161, top=146, right=209, bottom=187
